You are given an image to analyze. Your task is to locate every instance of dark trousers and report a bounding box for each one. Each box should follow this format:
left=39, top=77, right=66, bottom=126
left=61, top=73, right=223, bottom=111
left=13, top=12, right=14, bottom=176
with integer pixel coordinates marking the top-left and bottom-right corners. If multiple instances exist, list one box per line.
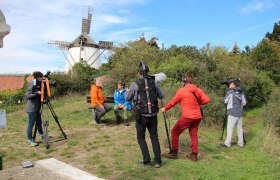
left=95, top=103, right=112, bottom=119
left=136, top=115, right=161, bottom=164
left=27, top=112, right=43, bottom=140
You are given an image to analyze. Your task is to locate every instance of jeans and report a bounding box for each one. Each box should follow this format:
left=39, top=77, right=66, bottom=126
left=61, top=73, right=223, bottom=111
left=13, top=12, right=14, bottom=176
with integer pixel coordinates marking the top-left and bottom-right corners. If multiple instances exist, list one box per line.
left=113, top=104, right=128, bottom=120
left=136, top=115, right=161, bottom=164
left=94, top=103, right=112, bottom=119
left=27, top=112, right=43, bottom=141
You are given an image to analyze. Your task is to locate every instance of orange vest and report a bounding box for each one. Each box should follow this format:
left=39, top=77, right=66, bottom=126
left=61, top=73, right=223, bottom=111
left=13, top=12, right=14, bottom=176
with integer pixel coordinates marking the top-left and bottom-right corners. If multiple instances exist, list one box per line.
left=90, top=85, right=105, bottom=107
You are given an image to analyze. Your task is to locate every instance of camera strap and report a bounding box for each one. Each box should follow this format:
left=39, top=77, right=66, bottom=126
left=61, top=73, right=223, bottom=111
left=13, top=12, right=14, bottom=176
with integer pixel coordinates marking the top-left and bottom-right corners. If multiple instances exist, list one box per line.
left=192, top=92, right=204, bottom=117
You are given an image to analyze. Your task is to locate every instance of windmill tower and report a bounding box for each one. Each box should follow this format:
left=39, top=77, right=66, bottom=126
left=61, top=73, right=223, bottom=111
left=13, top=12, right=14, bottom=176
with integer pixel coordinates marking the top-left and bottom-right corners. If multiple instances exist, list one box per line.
left=48, top=5, right=113, bottom=72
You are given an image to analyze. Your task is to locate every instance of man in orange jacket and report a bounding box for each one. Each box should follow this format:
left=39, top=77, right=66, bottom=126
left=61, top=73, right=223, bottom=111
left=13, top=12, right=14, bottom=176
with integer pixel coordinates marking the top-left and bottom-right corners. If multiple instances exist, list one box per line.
left=90, top=78, right=112, bottom=124
left=161, top=74, right=210, bottom=162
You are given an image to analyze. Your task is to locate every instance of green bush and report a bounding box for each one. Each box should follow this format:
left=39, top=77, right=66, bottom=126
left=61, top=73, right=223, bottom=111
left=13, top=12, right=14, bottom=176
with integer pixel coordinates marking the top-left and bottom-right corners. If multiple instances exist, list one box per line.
left=262, top=87, right=280, bottom=128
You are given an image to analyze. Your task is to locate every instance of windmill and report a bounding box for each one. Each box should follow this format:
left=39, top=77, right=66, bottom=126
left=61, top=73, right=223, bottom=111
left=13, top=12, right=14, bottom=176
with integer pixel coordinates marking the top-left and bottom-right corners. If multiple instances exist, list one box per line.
left=48, top=5, right=113, bottom=72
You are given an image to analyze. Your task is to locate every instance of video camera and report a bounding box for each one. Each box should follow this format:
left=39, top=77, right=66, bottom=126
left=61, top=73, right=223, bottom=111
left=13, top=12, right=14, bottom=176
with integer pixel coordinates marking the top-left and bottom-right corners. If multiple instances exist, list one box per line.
left=33, top=71, right=57, bottom=104
left=221, top=77, right=240, bottom=87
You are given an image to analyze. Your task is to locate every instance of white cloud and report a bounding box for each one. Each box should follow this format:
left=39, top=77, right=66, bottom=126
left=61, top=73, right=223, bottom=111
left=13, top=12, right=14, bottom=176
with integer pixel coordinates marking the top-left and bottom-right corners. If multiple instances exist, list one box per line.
left=240, top=0, right=277, bottom=13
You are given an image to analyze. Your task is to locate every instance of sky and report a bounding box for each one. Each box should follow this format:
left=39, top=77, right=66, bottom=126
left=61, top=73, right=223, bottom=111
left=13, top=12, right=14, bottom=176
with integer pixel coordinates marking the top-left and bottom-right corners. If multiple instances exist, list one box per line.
left=0, top=0, right=279, bottom=74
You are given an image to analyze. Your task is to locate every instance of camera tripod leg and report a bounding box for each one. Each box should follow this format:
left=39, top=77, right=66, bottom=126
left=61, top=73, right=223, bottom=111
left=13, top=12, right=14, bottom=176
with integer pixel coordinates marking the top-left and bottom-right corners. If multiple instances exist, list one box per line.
left=43, top=119, right=50, bottom=149
left=46, top=102, right=67, bottom=139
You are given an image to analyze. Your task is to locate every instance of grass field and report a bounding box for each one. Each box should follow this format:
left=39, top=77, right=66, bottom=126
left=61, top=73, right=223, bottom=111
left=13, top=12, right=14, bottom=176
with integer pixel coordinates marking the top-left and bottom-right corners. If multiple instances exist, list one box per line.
left=0, top=94, right=279, bottom=179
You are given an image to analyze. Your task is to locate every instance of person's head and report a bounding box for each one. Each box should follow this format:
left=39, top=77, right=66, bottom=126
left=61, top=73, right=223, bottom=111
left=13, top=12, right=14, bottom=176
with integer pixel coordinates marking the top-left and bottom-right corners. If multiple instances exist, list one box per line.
left=138, top=62, right=149, bottom=76
left=32, top=71, right=43, bottom=80
left=182, top=74, right=193, bottom=85
left=95, top=78, right=103, bottom=87
left=0, top=10, right=11, bottom=48
left=117, top=81, right=125, bottom=90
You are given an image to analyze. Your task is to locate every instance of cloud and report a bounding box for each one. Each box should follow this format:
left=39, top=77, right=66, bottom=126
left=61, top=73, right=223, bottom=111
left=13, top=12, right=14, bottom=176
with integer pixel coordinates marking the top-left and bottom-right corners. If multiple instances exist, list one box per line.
left=240, top=0, right=277, bottom=13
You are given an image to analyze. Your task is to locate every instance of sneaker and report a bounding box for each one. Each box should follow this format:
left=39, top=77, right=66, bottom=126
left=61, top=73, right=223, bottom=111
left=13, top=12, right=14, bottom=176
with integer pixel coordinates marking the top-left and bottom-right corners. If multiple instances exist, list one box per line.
left=138, top=161, right=152, bottom=167
left=162, top=150, right=178, bottom=159
left=219, top=143, right=230, bottom=148
left=28, top=140, right=38, bottom=147
left=186, top=152, right=198, bottom=162
left=40, top=134, right=45, bottom=140
left=154, top=162, right=161, bottom=168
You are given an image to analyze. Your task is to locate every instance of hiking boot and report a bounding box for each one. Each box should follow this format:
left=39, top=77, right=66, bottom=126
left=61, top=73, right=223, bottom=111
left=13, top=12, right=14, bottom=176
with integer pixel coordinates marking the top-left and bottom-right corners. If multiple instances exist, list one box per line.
left=95, top=114, right=100, bottom=124
left=116, top=117, right=122, bottom=124
left=124, top=119, right=130, bottom=126
left=138, top=161, right=152, bottom=167
left=28, top=140, right=38, bottom=147
left=186, top=152, right=198, bottom=162
left=162, top=150, right=178, bottom=159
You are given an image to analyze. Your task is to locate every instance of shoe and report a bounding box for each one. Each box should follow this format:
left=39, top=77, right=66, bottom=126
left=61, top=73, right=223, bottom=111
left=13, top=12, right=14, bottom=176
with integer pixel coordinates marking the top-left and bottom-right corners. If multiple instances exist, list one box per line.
left=95, top=114, right=100, bottom=124
left=138, top=161, right=152, bottom=167
left=116, top=117, right=122, bottom=124
left=219, top=143, right=230, bottom=148
left=154, top=162, right=161, bottom=168
left=124, top=119, right=130, bottom=126
left=162, top=150, right=178, bottom=159
left=28, top=140, right=38, bottom=147
left=186, top=152, right=198, bottom=162
left=40, top=134, right=45, bottom=140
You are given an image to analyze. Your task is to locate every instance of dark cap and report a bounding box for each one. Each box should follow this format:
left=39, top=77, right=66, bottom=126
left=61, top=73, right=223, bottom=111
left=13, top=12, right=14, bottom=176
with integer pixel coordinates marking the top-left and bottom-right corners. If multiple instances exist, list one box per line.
left=138, top=64, right=149, bottom=73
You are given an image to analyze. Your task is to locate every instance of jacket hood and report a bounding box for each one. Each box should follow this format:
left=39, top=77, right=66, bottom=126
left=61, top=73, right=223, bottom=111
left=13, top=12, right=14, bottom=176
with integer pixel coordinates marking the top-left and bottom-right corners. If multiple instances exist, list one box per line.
left=184, top=84, right=198, bottom=92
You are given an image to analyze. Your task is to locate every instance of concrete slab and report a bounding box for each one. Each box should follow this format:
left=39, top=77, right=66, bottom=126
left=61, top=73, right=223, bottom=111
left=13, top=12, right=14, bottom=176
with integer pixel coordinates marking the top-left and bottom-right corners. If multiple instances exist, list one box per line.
left=0, top=158, right=104, bottom=180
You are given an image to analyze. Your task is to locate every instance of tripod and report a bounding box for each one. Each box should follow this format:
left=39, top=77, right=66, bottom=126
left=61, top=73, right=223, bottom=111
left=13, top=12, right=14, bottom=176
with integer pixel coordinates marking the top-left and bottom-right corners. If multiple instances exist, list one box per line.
left=32, top=78, right=67, bottom=149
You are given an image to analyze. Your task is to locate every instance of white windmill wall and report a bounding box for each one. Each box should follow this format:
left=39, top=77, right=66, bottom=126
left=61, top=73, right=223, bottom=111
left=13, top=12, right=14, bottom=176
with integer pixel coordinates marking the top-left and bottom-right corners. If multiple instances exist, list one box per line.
left=65, top=46, right=102, bottom=72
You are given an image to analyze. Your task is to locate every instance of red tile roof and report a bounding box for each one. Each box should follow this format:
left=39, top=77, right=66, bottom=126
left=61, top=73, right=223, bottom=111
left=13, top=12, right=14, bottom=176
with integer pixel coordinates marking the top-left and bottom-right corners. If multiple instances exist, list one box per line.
left=0, top=75, right=33, bottom=91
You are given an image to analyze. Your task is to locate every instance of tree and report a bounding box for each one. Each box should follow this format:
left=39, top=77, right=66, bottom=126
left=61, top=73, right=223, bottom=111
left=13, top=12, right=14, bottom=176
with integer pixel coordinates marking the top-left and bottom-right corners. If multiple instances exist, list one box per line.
left=266, top=21, right=280, bottom=43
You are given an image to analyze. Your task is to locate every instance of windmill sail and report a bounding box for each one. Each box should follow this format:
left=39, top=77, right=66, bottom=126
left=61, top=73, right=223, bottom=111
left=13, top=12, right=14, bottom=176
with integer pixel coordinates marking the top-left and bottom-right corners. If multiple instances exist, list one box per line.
left=82, top=6, right=93, bottom=34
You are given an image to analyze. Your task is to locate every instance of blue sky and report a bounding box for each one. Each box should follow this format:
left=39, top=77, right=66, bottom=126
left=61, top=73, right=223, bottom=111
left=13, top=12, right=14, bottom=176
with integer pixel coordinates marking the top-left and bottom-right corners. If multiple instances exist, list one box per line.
left=0, top=0, right=279, bottom=74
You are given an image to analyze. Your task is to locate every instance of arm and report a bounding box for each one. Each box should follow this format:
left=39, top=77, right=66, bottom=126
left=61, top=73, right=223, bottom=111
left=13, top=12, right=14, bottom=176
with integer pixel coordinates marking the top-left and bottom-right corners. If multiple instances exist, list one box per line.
left=164, top=90, right=182, bottom=111
left=114, top=90, right=120, bottom=105
left=224, top=91, right=231, bottom=104
left=196, top=88, right=210, bottom=105
left=26, top=81, right=38, bottom=100
left=155, top=83, right=164, bottom=99
left=125, top=82, right=137, bottom=101
left=242, top=93, right=247, bottom=106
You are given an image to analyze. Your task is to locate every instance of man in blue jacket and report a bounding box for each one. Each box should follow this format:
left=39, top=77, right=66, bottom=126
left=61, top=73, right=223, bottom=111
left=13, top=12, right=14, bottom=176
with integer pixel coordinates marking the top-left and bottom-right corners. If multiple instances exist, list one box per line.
left=113, top=81, right=132, bottom=126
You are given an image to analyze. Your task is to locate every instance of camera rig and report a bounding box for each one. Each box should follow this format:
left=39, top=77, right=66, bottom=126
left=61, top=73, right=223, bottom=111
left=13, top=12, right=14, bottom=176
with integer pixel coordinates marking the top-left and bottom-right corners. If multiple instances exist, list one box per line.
left=33, top=71, right=67, bottom=149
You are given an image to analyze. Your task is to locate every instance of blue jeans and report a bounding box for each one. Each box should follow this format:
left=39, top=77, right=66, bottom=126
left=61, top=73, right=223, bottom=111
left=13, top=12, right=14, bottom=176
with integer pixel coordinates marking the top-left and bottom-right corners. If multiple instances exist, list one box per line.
left=27, top=112, right=43, bottom=141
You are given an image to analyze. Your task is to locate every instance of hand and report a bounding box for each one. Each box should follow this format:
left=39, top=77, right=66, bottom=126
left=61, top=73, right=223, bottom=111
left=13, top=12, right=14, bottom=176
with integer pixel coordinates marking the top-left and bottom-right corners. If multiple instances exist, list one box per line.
left=126, top=88, right=130, bottom=91
left=100, top=105, right=105, bottom=110
left=118, top=104, right=123, bottom=108
left=161, top=107, right=166, bottom=112
left=37, top=91, right=41, bottom=95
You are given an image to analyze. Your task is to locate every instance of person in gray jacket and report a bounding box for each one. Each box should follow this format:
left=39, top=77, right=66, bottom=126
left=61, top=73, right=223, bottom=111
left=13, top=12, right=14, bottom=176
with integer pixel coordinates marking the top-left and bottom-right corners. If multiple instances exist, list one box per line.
left=26, top=71, right=45, bottom=146
left=221, top=80, right=247, bottom=147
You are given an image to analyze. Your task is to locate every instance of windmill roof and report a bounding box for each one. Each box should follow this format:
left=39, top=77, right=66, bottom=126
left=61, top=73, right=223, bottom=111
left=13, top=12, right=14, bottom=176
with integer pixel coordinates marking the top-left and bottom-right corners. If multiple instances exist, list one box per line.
left=70, top=32, right=98, bottom=46
left=90, top=71, right=108, bottom=79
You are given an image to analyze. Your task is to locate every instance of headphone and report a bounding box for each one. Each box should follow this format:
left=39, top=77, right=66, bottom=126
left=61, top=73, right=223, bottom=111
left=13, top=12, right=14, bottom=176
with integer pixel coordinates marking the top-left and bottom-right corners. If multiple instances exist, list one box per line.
left=182, top=77, right=188, bottom=84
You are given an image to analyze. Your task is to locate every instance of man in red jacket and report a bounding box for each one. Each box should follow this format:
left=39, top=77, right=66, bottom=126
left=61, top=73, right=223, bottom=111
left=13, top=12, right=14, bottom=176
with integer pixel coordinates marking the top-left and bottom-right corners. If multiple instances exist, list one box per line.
left=161, top=74, right=210, bottom=162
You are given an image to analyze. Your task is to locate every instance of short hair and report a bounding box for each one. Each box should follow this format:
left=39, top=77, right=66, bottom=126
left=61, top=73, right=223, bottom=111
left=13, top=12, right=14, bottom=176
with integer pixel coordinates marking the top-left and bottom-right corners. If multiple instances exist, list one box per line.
left=32, top=71, right=43, bottom=79
left=184, top=74, right=193, bottom=84
left=118, top=81, right=125, bottom=87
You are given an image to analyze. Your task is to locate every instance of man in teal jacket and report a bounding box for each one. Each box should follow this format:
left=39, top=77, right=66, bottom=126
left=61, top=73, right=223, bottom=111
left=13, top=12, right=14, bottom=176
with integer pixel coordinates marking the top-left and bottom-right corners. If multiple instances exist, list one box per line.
left=113, top=81, right=132, bottom=126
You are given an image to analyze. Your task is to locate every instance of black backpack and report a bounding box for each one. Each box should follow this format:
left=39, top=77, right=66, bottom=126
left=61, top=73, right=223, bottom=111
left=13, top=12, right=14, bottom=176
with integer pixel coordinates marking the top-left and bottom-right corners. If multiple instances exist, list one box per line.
left=136, top=76, right=159, bottom=114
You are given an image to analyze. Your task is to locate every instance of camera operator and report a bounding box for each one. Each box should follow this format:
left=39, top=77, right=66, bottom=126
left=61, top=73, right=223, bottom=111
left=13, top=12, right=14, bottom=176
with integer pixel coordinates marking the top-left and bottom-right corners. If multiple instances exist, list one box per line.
left=161, top=74, right=210, bottom=162
left=25, top=71, right=45, bottom=146
left=125, top=63, right=164, bottom=168
left=220, top=79, right=247, bottom=148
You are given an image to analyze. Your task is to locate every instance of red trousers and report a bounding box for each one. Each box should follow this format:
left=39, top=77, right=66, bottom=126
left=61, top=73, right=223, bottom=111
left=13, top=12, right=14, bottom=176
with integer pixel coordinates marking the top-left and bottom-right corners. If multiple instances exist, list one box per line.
left=171, top=116, right=201, bottom=153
